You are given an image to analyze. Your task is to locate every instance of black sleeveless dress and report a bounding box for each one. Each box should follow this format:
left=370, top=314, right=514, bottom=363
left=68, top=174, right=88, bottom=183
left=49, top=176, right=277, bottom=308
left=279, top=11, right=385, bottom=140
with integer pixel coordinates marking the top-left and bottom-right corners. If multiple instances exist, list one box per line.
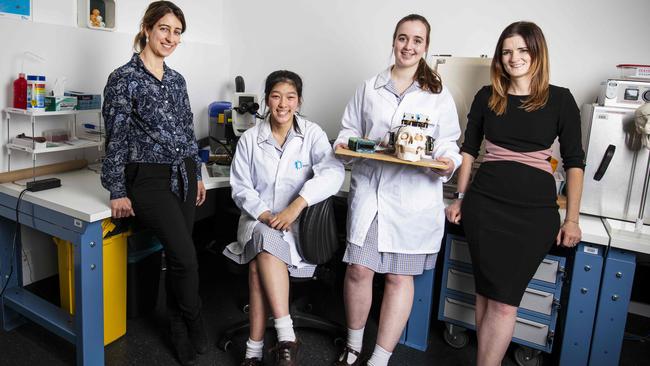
left=460, top=85, right=585, bottom=306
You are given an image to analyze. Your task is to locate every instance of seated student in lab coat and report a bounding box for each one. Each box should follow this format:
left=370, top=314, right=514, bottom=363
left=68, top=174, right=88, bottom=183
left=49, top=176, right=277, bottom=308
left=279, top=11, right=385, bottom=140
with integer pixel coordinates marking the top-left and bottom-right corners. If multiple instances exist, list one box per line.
left=333, top=14, right=462, bottom=366
left=223, top=70, right=345, bottom=366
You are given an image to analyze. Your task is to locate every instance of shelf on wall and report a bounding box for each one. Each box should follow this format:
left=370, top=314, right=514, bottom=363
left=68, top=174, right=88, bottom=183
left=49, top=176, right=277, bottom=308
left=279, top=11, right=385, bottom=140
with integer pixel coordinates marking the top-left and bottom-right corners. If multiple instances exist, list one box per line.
left=4, top=108, right=101, bottom=116
left=3, top=107, right=104, bottom=172
left=77, top=0, right=116, bottom=31
left=7, top=139, right=104, bottom=154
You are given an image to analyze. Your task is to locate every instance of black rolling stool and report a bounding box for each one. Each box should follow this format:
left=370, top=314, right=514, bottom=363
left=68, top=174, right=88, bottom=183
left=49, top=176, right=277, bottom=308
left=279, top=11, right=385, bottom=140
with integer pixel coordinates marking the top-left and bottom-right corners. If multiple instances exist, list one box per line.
left=217, top=197, right=347, bottom=352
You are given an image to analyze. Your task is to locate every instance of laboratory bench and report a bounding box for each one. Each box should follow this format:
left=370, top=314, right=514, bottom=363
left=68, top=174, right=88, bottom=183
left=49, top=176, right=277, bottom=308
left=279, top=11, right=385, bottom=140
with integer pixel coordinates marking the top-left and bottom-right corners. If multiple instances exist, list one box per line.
left=0, top=167, right=229, bottom=366
left=2, top=166, right=649, bottom=365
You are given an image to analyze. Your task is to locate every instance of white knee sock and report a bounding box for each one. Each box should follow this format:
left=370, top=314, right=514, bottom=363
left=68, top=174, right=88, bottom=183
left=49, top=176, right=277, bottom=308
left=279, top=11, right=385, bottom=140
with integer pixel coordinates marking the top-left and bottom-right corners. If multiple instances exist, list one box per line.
left=367, top=344, right=392, bottom=366
left=273, top=315, right=296, bottom=343
left=339, top=326, right=364, bottom=364
left=245, top=338, right=264, bottom=360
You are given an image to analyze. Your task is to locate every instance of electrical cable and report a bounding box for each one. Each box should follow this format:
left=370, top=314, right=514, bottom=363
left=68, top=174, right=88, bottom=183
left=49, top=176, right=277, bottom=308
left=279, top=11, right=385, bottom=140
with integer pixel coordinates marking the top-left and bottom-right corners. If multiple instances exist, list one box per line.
left=0, top=188, right=28, bottom=297
left=209, top=136, right=234, bottom=160
left=624, top=330, right=650, bottom=342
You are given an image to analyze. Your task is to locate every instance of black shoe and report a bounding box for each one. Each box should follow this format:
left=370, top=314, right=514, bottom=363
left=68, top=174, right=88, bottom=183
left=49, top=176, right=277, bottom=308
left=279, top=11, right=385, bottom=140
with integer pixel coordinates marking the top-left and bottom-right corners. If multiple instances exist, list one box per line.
left=270, top=340, right=300, bottom=366
left=186, top=312, right=209, bottom=354
left=334, top=346, right=363, bottom=366
left=170, top=314, right=197, bottom=366
left=240, top=358, right=263, bottom=366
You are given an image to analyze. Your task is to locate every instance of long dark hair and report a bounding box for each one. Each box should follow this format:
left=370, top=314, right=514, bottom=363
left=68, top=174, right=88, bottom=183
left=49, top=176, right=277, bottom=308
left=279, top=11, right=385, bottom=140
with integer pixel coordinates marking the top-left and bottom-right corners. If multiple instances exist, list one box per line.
left=133, top=1, right=186, bottom=52
left=488, top=21, right=550, bottom=115
left=263, top=70, right=303, bottom=133
left=392, top=14, right=442, bottom=94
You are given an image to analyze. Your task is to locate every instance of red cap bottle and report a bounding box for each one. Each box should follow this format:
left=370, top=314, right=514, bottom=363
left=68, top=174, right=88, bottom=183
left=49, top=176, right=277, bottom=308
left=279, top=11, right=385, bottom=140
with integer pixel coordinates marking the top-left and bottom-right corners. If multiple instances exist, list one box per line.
left=13, top=73, right=28, bottom=109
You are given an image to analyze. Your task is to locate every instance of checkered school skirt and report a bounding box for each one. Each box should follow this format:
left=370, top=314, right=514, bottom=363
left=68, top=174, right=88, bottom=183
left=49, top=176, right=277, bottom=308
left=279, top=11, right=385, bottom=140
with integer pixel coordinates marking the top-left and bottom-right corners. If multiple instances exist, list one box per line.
left=343, top=216, right=437, bottom=275
left=223, top=223, right=316, bottom=278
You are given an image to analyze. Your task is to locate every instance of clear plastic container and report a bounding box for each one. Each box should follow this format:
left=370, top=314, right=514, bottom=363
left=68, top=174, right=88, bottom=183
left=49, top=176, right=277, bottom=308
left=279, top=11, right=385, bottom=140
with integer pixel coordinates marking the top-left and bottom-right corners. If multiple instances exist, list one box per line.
left=42, top=128, right=69, bottom=142
left=618, top=64, right=650, bottom=80
left=210, top=164, right=230, bottom=177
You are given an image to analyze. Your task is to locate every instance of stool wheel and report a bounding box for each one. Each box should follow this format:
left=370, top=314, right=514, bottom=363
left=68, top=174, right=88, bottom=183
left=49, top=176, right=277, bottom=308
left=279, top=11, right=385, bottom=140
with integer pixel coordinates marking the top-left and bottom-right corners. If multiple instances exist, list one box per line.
left=514, top=346, right=543, bottom=366
left=442, top=323, right=469, bottom=349
left=218, top=339, right=233, bottom=352
left=333, top=337, right=345, bottom=347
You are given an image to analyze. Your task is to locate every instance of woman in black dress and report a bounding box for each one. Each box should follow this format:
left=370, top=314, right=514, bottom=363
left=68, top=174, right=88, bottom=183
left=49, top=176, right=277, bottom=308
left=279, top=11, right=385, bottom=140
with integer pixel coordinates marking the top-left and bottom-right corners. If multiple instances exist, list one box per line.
left=445, top=21, right=584, bottom=366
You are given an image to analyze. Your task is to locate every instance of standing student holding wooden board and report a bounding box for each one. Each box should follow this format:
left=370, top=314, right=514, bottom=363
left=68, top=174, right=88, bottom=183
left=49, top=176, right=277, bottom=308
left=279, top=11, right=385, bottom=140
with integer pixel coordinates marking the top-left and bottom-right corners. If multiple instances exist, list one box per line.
left=333, top=14, right=462, bottom=366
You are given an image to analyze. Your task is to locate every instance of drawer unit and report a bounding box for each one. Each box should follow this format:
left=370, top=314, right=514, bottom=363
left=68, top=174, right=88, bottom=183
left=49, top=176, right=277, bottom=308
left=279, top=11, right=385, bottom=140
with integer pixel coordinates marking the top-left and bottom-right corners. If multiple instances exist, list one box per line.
left=447, top=237, right=565, bottom=286
left=533, top=258, right=561, bottom=284
left=449, top=237, right=472, bottom=264
left=445, top=267, right=475, bottom=294
left=438, top=234, right=566, bottom=353
left=442, top=296, right=553, bottom=348
left=445, top=266, right=558, bottom=316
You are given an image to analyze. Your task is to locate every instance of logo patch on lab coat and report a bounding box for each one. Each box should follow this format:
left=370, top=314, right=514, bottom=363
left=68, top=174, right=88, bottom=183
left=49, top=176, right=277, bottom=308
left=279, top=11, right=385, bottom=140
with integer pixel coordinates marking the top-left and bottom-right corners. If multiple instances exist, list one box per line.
left=294, top=160, right=309, bottom=170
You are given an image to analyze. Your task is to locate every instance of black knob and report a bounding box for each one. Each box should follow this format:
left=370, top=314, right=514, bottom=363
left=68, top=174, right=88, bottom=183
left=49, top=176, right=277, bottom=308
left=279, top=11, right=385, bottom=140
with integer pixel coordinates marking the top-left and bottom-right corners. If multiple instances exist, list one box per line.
left=642, top=89, right=650, bottom=102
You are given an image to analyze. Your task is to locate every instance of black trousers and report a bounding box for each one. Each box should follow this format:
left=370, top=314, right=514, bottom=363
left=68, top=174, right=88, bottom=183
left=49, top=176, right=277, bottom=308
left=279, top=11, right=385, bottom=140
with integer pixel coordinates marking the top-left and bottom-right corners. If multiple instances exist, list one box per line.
left=125, top=158, right=200, bottom=319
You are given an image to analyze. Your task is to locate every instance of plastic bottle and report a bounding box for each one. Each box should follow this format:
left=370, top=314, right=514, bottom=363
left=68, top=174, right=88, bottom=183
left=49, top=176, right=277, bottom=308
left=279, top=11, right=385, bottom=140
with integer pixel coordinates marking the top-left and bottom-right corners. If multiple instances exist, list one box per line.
left=13, top=73, right=28, bottom=109
left=27, top=75, right=46, bottom=109
left=27, top=75, right=37, bottom=109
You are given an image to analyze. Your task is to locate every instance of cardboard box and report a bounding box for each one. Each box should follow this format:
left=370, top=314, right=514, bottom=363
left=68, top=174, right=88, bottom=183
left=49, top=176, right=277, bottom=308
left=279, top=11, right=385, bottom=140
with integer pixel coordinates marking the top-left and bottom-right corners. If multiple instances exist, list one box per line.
left=45, top=96, right=78, bottom=111
left=65, top=91, right=101, bottom=110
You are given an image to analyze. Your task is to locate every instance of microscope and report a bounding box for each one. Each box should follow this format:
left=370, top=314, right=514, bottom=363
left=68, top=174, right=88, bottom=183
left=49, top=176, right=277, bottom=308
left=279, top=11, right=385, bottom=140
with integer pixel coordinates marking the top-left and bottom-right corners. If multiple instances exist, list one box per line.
left=208, top=76, right=260, bottom=163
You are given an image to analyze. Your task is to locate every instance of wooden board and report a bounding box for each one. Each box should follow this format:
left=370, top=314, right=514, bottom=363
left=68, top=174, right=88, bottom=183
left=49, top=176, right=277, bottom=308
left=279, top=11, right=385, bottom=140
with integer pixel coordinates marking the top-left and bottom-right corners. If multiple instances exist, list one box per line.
left=335, top=147, right=448, bottom=170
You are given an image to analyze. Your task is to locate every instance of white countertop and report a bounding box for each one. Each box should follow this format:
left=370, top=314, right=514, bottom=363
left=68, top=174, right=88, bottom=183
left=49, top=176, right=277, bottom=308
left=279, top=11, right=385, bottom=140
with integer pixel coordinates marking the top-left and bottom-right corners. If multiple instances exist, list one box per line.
left=0, top=167, right=631, bottom=251
left=0, top=166, right=233, bottom=223
left=604, top=218, right=650, bottom=254
left=577, top=214, right=610, bottom=247
left=0, top=169, right=111, bottom=222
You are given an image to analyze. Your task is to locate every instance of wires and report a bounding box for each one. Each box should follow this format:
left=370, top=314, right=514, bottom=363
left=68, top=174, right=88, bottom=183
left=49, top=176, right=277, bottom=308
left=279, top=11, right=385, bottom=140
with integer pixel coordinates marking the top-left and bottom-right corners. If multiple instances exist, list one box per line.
left=624, top=331, right=650, bottom=342
left=209, top=136, right=234, bottom=160
left=0, top=189, right=28, bottom=297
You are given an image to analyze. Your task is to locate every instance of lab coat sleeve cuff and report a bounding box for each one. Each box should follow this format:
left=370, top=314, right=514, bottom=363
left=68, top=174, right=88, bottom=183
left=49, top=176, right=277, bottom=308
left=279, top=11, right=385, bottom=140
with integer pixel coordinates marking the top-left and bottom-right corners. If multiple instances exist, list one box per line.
left=299, top=194, right=314, bottom=207
left=433, top=148, right=462, bottom=183
left=248, top=202, right=271, bottom=222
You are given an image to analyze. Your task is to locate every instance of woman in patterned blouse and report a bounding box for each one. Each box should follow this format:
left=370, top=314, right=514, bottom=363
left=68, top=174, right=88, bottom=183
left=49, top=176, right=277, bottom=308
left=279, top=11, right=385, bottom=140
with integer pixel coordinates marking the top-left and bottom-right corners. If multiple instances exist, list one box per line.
left=100, top=2, right=206, bottom=365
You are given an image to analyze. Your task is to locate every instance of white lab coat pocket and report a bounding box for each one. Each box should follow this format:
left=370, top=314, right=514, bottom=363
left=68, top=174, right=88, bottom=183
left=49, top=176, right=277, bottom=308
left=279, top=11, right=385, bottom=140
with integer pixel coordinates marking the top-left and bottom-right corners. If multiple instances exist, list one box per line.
left=399, top=170, right=437, bottom=212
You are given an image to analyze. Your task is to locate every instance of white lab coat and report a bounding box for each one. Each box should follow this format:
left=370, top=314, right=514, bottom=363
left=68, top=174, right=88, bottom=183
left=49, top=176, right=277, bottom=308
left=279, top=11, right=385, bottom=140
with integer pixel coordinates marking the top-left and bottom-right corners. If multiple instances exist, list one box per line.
left=228, top=115, right=345, bottom=267
left=334, top=67, right=462, bottom=254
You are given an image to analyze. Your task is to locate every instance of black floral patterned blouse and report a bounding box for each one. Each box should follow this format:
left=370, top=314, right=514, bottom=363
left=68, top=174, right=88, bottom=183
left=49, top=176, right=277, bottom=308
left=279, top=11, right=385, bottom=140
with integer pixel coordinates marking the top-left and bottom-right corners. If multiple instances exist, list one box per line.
left=101, top=53, right=202, bottom=201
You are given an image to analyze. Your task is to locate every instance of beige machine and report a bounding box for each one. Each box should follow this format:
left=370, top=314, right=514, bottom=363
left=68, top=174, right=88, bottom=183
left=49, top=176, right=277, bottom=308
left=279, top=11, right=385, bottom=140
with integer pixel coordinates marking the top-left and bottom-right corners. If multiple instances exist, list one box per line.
left=431, top=56, right=492, bottom=149
left=431, top=56, right=492, bottom=197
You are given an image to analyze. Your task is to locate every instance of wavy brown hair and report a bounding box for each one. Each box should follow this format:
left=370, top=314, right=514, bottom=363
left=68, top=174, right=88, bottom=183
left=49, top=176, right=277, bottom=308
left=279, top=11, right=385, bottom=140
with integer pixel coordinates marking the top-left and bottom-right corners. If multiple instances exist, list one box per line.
left=133, top=1, right=186, bottom=53
left=392, top=14, right=442, bottom=94
left=488, top=21, right=550, bottom=115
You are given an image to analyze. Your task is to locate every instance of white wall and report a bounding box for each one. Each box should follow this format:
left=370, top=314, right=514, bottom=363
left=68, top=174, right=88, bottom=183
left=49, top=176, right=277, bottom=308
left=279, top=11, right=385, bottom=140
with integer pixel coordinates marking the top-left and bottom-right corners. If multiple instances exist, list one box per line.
left=0, top=0, right=228, bottom=284
left=224, top=0, right=650, bottom=137
left=1, top=0, right=227, bottom=172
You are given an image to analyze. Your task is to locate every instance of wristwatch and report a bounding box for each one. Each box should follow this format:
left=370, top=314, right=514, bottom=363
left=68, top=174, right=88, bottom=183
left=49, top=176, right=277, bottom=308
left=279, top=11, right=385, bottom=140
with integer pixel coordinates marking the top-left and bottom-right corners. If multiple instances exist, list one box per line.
left=453, top=192, right=465, bottom=200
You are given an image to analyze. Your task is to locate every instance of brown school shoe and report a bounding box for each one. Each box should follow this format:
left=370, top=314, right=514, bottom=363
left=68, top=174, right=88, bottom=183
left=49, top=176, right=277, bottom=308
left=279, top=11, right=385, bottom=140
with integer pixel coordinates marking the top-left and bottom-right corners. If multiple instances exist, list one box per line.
left=270, top=340, right=301, bottom=366
left=240, top=358, right=263, bottom=366
left=333, top=346, right=363, bottom=366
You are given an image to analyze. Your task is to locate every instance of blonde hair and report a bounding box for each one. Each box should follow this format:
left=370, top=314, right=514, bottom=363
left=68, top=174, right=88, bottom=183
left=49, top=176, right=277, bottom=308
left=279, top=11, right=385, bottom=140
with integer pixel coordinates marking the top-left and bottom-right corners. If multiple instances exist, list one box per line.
left=488, top=21, right=550, bottom=115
